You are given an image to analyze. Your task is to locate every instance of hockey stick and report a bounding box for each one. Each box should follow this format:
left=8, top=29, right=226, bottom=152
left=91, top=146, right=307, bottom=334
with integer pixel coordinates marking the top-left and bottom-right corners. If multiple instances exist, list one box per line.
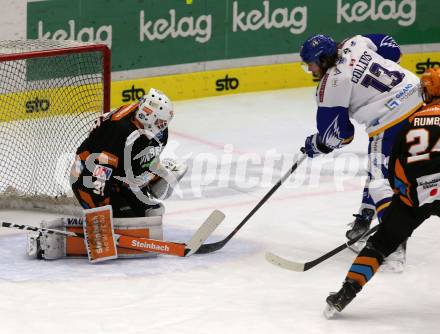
left=0, top=209, right=225, bottom=257
left=265, top=224, right=379, bottom=272
left=196, top=153, right=307, bottom=254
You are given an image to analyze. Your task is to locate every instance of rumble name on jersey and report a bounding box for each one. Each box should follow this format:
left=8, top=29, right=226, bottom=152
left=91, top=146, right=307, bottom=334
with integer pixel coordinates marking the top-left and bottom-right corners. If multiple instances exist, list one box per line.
left=316, top=35, right=424, bottom=150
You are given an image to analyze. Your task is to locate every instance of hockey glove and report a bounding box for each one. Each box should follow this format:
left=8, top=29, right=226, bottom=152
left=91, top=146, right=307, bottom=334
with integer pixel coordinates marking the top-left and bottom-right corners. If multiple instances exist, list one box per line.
left=146, top=158, right=188, bottom=200
left=303, top=133, right=334, bottom=158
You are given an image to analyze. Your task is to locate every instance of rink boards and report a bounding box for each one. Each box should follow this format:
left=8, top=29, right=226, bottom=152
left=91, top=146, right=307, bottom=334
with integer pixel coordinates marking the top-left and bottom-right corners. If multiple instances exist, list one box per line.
left=109, top=51, right=440, bottom=108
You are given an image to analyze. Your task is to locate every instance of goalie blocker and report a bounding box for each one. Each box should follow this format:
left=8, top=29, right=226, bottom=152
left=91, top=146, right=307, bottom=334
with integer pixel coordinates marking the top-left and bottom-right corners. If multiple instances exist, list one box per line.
left=27, top=205, right=163, bottom=261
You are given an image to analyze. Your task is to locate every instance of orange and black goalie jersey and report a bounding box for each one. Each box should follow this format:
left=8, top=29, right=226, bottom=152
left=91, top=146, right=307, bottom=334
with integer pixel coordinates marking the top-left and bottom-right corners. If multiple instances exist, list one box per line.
left=72, top=103, right=168, bottom=207
left=389, top=102, right=440, bottom=208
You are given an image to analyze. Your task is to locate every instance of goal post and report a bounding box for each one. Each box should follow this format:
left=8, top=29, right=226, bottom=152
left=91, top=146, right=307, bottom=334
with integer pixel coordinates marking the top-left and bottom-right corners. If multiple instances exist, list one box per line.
left=0, top=40, right=111, bottom=214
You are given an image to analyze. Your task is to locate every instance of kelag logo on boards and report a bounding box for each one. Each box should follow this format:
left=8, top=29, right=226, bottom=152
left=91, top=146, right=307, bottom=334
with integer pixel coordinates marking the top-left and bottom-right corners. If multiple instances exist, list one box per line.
left=140, top=10, right=211, bottom=43
left=37, top=19, right=112, bottom=48
left=415, top=59, right=440, bottom=74
left=122, top=85, right=146, bottom=102
left=216, top=75, right=239, bottom=91
left=25, top=97, right=50, bottom=113
left=337, top=0, right=416, bottom=27
left=232, top=1, right=307, bottom=34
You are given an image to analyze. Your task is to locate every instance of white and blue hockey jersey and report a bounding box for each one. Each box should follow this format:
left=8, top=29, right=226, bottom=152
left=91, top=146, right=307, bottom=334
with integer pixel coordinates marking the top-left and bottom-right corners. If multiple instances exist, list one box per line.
left=315, top=34, right=424, bottom=149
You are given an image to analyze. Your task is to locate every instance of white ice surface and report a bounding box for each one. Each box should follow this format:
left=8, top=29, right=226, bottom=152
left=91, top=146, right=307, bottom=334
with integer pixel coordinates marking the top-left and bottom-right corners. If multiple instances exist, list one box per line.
left=1, top=87, right=439, bottom=334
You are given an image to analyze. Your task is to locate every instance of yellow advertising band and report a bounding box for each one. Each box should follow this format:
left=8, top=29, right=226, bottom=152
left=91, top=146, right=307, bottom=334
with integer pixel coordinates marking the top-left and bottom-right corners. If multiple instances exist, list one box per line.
left=111, top=51, right=440, bottom=108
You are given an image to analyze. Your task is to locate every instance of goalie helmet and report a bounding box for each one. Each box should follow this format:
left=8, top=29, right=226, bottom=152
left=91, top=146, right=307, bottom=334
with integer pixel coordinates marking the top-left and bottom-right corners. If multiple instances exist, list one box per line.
left=136, top=88, right=174, bottom=135
left=300, top=35, right=338, bottom=77
left=421, top=68, right=440, bottom=102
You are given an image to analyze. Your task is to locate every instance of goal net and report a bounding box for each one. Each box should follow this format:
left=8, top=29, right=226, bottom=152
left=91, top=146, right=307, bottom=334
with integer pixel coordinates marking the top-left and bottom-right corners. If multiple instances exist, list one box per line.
left=0, top=40, right=110, bottom=214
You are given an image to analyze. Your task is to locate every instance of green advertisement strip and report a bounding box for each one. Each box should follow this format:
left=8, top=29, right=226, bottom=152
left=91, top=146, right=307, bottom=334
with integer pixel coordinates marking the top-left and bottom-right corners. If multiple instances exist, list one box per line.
left=28, top=0, right=440, bottom=72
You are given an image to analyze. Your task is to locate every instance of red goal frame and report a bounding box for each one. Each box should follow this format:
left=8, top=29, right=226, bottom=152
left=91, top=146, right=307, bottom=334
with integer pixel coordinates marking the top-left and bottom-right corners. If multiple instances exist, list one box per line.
left=0, top=43, right=111, bottom=113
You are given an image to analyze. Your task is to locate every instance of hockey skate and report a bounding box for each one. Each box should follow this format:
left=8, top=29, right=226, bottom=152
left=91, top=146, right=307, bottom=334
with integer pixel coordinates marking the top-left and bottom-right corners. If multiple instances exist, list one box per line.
left=381, top=241, right=406, bottom=273
left=324, top=279, right=361, bottom=319
left=346, top=208, right=375, bottom=253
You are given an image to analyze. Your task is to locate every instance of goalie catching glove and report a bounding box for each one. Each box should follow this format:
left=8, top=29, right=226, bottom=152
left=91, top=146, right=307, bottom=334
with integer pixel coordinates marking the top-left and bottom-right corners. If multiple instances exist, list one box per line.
left=141, top=158, right=188, bottom=200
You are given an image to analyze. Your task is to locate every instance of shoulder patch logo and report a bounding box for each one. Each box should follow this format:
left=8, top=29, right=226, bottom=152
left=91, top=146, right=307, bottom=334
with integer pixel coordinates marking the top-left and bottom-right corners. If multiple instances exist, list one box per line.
left=92, top=165, right=113, bottom=180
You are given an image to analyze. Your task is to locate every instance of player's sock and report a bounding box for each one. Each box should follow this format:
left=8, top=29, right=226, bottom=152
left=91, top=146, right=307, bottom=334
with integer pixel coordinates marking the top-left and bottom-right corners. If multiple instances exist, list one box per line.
left=346, top=245, right=384, bottom=287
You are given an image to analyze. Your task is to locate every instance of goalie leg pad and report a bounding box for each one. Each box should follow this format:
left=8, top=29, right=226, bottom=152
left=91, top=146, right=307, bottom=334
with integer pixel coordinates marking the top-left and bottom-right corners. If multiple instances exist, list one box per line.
left=83, top=205, right=117, bottom=263
left=26, top=210, right=163, bottom=260
left=113, top=215, right=163, bottom=258
left=63, top=214, right=164, bottom=259
left=26, top=218, right=67, bottom=260
left=63, top=216, right=163, bottom=258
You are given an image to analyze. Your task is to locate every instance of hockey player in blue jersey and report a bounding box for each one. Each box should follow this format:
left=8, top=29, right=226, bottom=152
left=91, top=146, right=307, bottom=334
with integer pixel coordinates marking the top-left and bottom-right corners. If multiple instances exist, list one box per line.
left=300, top=34, right=424, bottom=271
left=324, top=68, right=440, bottom=317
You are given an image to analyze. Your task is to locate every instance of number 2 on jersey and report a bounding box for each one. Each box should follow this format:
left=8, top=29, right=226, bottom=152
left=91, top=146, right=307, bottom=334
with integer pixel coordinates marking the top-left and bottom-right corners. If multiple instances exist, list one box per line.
left=406, top=128, right=440, bottom=163
left=361, top=63, right=405, bottom=93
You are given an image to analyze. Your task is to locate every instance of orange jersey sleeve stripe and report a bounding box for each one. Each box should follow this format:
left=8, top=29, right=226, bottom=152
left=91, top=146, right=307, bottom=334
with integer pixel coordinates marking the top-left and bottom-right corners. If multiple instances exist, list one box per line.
left=98, top=151, right=119, bottom=168
left=78, top=150, right=90, bottom=161
left=111, top=103, right=138, bottom=121
left=78, top=189, right=97, bottom=208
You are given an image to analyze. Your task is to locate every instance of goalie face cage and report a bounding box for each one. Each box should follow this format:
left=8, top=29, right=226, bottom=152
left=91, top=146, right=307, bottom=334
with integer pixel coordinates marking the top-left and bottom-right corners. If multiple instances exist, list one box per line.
left=0, top=40, right=110, bottom=214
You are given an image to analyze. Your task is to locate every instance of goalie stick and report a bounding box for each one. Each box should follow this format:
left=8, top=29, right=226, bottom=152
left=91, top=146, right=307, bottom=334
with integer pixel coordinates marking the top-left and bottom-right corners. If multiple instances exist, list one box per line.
left=196, top=153, right=307, bottom=254
left=0, top=209, right=225, bottom=257
left=265, top=224, right=379, bottom=272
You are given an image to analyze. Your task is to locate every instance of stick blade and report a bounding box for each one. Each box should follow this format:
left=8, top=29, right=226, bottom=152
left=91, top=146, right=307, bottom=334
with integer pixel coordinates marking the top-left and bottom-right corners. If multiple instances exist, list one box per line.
left=194, top=239, right=225, bottom=254
left=185, top=210, right=225, bottom=256
left=265, top=251, right=306, bottom=272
